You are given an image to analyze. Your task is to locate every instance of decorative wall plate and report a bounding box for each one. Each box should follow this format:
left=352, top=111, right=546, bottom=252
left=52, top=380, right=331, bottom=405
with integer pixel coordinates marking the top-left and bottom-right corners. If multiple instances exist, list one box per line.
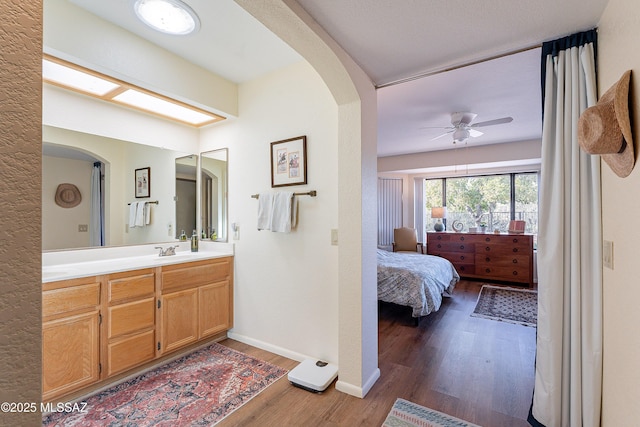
left=452, top=220, right=464, bottom=233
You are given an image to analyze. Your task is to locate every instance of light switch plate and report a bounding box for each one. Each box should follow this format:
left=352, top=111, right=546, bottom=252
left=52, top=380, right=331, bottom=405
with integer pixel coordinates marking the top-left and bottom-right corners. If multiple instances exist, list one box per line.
left=331, top=229, right=338, bottom=246
left=603, top=240, right=613, bottom=269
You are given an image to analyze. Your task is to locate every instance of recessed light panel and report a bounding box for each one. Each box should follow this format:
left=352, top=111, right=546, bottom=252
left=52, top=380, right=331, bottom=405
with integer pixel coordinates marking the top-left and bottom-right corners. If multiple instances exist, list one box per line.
left=113, top=89, right=215, bottom=126
left=133, top=0, right=200, bottom=35
left=43, top=59, right=119, bottom=96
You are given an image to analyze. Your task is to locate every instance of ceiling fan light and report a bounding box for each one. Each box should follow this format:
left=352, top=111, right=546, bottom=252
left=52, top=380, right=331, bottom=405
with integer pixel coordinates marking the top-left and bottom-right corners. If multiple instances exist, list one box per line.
left=453, top=128, right=469, bottom=142
left=133, top=0, right=200, bottom=35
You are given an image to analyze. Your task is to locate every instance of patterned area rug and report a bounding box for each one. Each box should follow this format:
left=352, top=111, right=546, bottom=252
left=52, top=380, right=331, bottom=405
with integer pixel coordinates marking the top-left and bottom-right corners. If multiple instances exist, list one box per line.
left=42, top=342, right=288, bottom=426
left=383, top=398, right=481, bottom=427
left=471, top=284, right=537, bottom=327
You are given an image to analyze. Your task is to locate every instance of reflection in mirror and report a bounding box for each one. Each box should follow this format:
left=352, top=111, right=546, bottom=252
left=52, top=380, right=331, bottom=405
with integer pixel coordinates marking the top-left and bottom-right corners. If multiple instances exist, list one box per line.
left=201, top=149, right=228, bottom=242
left=42, top=126, right=196, bottom=251
left=175, top=155, right=197, bottom=239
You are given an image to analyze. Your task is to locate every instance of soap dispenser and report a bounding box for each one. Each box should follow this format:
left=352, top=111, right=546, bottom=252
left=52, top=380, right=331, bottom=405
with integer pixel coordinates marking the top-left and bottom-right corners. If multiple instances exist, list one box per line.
left=180, top=230, right=187, bottom=241
left=191, top=229, right=198, bottom=252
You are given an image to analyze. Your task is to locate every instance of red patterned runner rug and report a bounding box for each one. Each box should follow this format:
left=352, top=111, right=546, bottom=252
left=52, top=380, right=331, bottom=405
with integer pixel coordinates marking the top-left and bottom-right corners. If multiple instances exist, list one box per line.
left=43, top=342, right=288, bottom=426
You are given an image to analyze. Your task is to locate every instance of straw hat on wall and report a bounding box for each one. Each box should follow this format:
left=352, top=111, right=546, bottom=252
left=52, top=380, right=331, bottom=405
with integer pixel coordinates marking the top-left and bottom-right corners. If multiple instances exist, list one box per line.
left=578, top=70, right=634, bottom=178
left=54, top=183, right=82, bottom=208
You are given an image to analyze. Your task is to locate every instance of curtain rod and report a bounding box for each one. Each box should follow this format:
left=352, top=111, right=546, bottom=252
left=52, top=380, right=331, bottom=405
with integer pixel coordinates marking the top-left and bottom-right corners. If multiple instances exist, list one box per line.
left=375, top=44, right=541, bottom=89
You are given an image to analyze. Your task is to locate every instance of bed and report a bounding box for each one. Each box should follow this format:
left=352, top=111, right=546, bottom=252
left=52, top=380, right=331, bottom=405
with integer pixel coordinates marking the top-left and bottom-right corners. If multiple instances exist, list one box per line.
left=377, top=249, right=460, bottom=318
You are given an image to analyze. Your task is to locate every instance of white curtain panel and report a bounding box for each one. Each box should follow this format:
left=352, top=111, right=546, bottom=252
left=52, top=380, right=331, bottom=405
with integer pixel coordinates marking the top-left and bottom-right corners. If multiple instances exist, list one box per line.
left=531, top=31, right=602, bottom=427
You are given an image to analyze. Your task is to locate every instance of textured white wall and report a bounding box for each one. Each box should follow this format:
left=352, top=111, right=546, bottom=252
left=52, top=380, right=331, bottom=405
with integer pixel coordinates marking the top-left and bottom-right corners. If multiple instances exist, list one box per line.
left=0, top=1, right=42, bottom=425
left=597, top=1, right=640, bottom=423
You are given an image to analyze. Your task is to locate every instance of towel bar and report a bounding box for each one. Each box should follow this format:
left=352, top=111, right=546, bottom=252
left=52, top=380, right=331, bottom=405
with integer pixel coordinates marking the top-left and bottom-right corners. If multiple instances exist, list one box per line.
left=128, top=200, right=159, bottom=205
left=251, top=191, right=317, bottom=199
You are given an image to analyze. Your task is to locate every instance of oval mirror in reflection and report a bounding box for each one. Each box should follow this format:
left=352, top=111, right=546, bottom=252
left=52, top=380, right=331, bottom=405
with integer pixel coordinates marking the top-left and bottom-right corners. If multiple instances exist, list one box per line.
left=200, top=149, right=228, bottom=242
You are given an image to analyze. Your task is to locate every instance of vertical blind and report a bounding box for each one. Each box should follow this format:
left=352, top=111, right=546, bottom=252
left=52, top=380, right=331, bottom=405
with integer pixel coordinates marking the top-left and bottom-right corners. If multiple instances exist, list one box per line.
left=377, top=178, right=403, bottom=246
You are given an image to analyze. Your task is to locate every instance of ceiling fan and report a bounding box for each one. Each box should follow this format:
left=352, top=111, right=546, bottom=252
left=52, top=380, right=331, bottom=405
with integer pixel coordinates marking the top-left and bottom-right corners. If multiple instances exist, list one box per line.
left=426, top=112, right=513, bottom=144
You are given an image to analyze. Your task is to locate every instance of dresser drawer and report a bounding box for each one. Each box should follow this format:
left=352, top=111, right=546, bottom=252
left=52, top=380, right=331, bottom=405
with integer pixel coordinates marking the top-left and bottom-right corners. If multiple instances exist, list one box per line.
left=429, top=242, right=475, bottom=253
left=452, top=263, right=475, bottom=275
left=475, top=244, right=531, bottom=257
left=475, top=265, right=530, bottom=282
left=475, top=254, right=530, bottom=268
left=431, top=251, right=474, bottom=264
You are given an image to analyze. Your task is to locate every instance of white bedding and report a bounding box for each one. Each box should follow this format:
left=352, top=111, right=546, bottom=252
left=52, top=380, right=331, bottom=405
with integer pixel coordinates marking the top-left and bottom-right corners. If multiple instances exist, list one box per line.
left=377, top=249, right=460, bottom=317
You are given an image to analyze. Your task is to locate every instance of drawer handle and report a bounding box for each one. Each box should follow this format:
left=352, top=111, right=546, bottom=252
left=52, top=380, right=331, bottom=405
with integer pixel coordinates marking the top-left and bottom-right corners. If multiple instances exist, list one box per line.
left=485, top=237, right=490, bottom=242
left=513, top=238, right=518, bottom=243
left=485, top=246, right=490, bottom=251
left=460, top=236, right=465, bottom=241
left=485, top=268, right=491, bottom=273
left=460, top=255, right=465, bottom=260
left=512, top=259, right=518, bottom=264
left=460, top=266, right=465, bottom=271
left=485, top=257, right=490, bottom=262
left=513, top=248, right=519, bottom=253
left=437, top=236, right=442, bottom=240
left=437, top=244, right=442, bottom=248
left=460, top=245, right=465, bottom=250
left=512, top=271, right=518, bottom=276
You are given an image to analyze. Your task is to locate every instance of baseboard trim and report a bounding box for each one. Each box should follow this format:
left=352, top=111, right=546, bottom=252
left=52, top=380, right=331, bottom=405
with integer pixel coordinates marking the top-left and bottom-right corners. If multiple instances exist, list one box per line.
left=227, top=331, right=312, bottom=363
left=335, top=367, right=380, bottom=398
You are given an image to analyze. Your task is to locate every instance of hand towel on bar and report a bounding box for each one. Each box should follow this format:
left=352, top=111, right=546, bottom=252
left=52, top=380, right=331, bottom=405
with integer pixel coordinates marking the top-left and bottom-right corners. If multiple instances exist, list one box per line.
left=135, top=201, right=147, bottom=227
left=270, top=191, right=294, bottom=233
left=129, top=202, right=139, bottom=228
left=143, top=201, right=151, bottom=225
left=257, top=193, right=273, bottom=230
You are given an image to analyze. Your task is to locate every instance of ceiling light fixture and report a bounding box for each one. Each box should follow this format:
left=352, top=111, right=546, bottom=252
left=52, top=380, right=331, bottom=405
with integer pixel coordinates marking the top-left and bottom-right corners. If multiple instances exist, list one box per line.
left=43, top=55, right=224, bottom=127
left=132, top=0, right=200, bottom=35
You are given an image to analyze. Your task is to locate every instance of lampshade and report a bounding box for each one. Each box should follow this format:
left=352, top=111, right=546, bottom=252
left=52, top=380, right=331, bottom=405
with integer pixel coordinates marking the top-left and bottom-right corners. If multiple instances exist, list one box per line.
left=431, top=207, right=447, bottom=219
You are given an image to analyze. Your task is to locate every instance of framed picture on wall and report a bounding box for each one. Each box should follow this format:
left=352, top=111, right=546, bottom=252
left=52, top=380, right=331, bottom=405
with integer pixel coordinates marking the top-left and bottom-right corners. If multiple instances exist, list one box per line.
left=270, top=135, right=307, bottom=187
left=135, top=167, right=150, bottom=198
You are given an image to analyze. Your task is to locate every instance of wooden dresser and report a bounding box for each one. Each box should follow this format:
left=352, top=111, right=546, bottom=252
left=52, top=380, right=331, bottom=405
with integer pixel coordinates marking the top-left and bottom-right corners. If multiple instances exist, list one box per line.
left=426, top=232, right=534, bottom=286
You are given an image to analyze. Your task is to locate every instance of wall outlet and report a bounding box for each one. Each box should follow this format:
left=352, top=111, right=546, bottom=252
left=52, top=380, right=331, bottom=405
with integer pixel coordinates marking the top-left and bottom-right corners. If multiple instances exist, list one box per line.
left=603, top=240, right=613, bottom=269
left=331, top=229, right=338, bottom=246
left=78, top=224, right=88, bottom=232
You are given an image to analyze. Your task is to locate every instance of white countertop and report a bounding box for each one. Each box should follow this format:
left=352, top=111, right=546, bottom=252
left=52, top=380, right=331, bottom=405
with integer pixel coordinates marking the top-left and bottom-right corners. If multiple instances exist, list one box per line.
left=42, top=241, right=234, bottom=283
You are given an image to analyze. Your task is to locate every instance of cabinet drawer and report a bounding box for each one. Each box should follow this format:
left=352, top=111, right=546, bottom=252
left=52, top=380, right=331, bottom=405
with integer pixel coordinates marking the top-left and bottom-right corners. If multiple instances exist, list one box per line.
left=107, top=330, right=155, bottom=376
left=475, top=254, right=530, bottom=268
left=108, top=271, right=155, bottom=304
left=43, top=282, right=100, bottom=318
left=108, top=297, right=155, bottom=339
left=475, top=244, right=531, bottom=257
left=430, top=251, right=473, bottom=264
left=428, top=233, right=452, bottom=242
left=475, top=265, right=530, bottom=282
left=162, top=258, right=231, bottom=294
left=429, top=242, right=475, bottom=253
left=452, top=263, right=475, bottom=275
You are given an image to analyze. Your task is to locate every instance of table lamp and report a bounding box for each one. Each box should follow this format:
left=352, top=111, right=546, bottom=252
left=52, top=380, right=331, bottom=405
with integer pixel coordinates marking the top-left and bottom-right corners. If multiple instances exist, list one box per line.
left=431, top=207, right=447, bottom=231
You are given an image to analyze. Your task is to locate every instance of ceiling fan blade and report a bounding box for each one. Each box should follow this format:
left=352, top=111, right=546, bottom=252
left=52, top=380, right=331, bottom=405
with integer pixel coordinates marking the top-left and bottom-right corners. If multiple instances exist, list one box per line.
left=470, top=116, right=513, bottom=128
left=469, top=129, right=484, bottom=138
left=430, top=131, right=453, bottom=141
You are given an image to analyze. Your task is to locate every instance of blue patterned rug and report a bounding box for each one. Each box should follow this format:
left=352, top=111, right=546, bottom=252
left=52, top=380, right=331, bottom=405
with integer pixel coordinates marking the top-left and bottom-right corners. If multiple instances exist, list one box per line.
left=383, top=398, right=480, bottom=427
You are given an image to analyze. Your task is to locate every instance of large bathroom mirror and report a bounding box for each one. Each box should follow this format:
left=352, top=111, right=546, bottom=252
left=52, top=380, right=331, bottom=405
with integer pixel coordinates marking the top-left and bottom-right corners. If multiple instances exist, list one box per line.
left=42, top=125, right=197, bottom=251
left=200, top=149, right=228, bottom=242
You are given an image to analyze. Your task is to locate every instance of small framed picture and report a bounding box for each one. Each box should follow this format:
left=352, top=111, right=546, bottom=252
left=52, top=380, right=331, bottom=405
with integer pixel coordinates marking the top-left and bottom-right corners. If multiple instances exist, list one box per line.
left=135, top=167, right=150, bottom=198
left=270, top=135, right=307, bottom=187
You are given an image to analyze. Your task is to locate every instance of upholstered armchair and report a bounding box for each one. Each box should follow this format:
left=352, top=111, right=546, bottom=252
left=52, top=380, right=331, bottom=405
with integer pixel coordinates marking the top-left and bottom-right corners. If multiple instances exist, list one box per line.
left=392, top=227, right=424, bottom=254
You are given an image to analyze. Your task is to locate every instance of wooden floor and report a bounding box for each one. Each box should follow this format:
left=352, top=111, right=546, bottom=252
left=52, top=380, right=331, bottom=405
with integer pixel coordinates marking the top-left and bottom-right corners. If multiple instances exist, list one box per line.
left=217, top=280, right=536, bottom=427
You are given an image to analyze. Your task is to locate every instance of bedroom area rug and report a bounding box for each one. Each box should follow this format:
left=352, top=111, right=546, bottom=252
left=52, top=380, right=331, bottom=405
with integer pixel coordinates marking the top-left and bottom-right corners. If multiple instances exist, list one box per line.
left=42, top=342, right=288, bottom=426
left=471, top=284, right=537, bottom=327
left=382, top=398, right=481, bottom=427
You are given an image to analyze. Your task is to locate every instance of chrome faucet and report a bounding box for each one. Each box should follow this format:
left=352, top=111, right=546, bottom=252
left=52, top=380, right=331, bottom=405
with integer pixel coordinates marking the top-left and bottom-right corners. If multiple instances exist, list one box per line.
left=155, top=245, right=179, bottom=256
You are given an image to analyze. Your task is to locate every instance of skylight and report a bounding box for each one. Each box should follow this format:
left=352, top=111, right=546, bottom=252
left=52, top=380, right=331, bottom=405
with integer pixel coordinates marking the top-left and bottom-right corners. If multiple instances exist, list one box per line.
left=133, top=0, right=200, bottom=35
left=42, top=55, right=224, bottom=127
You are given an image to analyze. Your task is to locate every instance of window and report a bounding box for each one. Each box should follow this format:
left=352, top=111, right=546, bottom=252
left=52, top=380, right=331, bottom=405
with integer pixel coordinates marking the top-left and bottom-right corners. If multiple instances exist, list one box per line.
left=425, top=172, right=538, bottom=235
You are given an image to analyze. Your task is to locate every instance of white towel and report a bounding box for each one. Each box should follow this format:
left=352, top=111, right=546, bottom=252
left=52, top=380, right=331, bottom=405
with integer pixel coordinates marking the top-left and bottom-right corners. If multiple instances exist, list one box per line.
left=135, top=201, right=146, bottom=227
left=257, top=193, right=273, bottom=231
left=143, top=202, right=151, bottom=225
left=129, top=202, right=138, bottom=228
left=270, top=191, right=294, bottom=233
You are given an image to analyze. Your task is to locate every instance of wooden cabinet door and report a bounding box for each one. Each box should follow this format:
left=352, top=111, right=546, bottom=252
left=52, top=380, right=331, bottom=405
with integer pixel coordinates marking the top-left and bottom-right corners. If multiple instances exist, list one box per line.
left=42, top=310, right=100, bottom=401
left=199, top=281, right=231, bottom=338
left=161, top=288, right=198, bottom=353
